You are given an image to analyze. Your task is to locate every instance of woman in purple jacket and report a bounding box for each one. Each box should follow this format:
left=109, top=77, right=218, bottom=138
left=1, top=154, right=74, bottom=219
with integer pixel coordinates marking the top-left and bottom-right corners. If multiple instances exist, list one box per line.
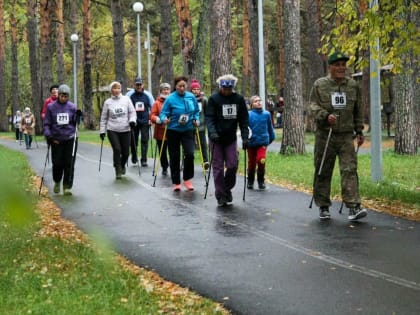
left=43, top=84, right=81, bottom=196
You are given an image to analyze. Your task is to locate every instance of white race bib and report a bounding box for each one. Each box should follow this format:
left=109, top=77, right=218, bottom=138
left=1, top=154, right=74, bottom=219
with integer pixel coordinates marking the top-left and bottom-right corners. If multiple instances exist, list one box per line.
left=178, top=114, right=189, bottom=125
left=112, top=106, right=126, bottom=117
left=135, top=101, right=145, bottom=111
left=331, top=92, right=347, bottom=109
left=57, top=113, right=69, bottom=125
left=222, top=104, right=237, bottom=119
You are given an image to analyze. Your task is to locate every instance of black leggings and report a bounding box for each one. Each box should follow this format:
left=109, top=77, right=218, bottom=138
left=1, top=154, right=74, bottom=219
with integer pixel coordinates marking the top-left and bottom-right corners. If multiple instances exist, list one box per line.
left=166, top=129, right=195, bottom=184
left=107, top=130, right=131, bottom=170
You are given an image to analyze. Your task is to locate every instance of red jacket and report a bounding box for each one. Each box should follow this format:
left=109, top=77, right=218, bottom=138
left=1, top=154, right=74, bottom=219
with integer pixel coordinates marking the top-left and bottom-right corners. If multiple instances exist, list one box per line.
left=150, top=96, right=167, bottom=140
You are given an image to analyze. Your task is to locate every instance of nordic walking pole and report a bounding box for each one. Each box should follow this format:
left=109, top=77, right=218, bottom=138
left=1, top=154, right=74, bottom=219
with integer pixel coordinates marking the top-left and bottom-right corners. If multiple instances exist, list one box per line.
left=98, top=138, right=104, bottom=172
left=243, top=147, right=247, bottom=201
left=195, top=126, right=207, bottom=185
left=152, top=124, right=167, bottom=187
left=131, top=128, right=141, bottom=176
left=38, top=144, right=51, bottom=196
left=309, top=127, right=332, bottom=208
left=33, top=133, right=39, bottom=148
left=68, top=124, right=79, bottom=188
left=149, top=126, right=154, bottom=160
left=204, top=142, right=215, bottom=199
left=152, top=139, right=158, bottom=176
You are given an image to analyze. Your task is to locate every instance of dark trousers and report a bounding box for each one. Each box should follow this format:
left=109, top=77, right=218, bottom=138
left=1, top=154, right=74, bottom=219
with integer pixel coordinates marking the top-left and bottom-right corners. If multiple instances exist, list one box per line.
left=210, top=140, right=238, bottom=200
left=51, top=138, right=77, bottom=189
left=15, top=128, right=22, bottom=141
left=24, top=134, right=32, bottom=148
left=313, top=131, right=360, bottom=208
left=107, top=130, right=131, bottom=170
left=156, top=139, right=169, bottom=171
left=166, top=129, right=195, bottom=184
left=131, top=123, right=149, bottom=162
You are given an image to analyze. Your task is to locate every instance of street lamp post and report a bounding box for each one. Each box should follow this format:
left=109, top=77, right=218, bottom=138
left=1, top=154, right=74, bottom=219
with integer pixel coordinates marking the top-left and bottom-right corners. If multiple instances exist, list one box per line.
left=146, top=22, right=152, bottom=91
left=70, top=33, right=79, bottom=108
left=133, top=2, right=144, bottom=77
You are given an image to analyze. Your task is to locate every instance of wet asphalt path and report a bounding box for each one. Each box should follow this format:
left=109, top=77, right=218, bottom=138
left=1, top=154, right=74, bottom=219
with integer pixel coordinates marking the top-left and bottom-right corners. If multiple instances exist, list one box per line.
left=2, top=138, right=420, bottom=315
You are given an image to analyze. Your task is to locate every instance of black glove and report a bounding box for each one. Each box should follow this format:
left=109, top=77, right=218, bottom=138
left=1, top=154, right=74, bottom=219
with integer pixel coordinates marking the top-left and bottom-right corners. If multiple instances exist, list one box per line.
left=242, top=139, right=249, bottom=150
left=129, top=121, right=136, bottom=129
left=75, top=109, right=82, bottom=124
left=46, top=137, right=53, bottom=145
left=100, top=133, right=105, bottom=141
left=209, top=133, right=220, bottom=143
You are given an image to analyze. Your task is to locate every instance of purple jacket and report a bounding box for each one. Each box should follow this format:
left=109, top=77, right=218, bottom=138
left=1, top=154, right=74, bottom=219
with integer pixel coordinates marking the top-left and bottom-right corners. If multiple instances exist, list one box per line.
left=43, top=100, right=77, bottom=141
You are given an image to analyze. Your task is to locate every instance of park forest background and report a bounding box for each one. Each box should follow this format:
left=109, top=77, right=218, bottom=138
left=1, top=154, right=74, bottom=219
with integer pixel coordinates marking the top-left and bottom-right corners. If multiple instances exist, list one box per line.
left=0, top=0, right=418, bottom=155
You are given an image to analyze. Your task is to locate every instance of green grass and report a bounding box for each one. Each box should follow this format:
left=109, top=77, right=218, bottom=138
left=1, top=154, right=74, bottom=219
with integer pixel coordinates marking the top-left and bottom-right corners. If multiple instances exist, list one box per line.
left=0, top=144, right=227, bottom=314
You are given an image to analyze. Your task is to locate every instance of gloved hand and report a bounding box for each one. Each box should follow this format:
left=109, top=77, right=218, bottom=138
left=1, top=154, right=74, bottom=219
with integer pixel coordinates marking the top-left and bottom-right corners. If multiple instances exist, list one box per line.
left=242, top=139, right=249, bottom=150
left=129, top=121, right=136, bottom=129
left=155, top=117, right=161, bottom=124
left=193, top=120, right=200, bottom=127
left=209, top=133, right=220, bottom=143
left=76, top=109, right=82, bottom=123
left=100, top=133, right=105, bottom=141
left=46, top=137, right=53, bottom=145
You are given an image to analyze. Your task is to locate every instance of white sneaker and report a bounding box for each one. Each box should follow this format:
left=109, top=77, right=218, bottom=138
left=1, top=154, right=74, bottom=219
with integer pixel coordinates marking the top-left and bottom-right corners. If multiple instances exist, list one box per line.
left=348, top=207, right=367, bottom=221
left=63, top=188, right=72, bottom=196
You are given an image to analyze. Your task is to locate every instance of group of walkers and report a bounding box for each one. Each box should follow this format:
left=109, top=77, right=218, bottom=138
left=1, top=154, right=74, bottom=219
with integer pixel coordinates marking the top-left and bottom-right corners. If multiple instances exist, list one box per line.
left=24, top=50, right=367, bottom=221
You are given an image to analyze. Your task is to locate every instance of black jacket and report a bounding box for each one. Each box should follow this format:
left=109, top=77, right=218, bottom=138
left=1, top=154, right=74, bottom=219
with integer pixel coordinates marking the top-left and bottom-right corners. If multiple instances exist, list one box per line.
left=206, top=91, right=249, bottom=144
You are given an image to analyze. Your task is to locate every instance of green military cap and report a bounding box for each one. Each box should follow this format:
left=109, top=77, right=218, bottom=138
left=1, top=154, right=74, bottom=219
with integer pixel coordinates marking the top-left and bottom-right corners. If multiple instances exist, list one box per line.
left=327, top=52, right=350, bottom=65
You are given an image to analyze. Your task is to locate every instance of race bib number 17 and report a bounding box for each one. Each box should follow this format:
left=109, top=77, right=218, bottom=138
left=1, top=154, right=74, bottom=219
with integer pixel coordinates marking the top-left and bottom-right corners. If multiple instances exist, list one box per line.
left=222, top=104, right=237, bottom=119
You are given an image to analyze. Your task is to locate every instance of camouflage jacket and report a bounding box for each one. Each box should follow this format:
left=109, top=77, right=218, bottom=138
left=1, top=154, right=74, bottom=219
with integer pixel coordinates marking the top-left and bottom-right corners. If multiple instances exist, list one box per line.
left=309, top=75, right=364, bottom=134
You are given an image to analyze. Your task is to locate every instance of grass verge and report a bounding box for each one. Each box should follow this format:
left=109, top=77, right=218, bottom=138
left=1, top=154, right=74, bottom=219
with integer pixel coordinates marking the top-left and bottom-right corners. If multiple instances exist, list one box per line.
left=0, top=145, right=229, bottom=314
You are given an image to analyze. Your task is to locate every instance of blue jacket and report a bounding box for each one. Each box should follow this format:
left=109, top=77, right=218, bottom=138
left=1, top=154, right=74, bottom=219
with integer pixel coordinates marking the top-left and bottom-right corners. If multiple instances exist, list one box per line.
left=248, top=108, right=275, bottom=147
left=43, top=99, right=77, bottom=141
left=159, top=91, right=199, bottom=132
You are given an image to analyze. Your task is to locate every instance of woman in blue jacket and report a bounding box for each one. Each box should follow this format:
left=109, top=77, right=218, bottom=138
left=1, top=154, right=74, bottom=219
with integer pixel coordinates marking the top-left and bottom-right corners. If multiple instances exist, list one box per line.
left=247, top=95, right=275, bottom=189
left=160, top=76, right=199, bottom=191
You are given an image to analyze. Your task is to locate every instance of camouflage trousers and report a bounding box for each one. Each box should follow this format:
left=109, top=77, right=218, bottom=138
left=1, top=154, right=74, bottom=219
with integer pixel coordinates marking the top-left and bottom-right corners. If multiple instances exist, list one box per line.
left=313, top=131, right=360, bottom=208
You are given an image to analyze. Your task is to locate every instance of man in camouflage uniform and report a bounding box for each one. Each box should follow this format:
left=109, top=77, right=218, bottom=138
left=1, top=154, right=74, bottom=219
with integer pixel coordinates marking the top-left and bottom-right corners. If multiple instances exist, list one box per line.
left=309, top=52, right=367, bottom=221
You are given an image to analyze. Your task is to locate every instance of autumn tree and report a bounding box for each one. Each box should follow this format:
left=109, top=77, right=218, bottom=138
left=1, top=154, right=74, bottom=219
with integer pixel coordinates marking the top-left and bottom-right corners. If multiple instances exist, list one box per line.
left=281, top=0, right=305, bottom=154
left=110, top=0, right=127, bottom=91
left=0, top=0, right=6, bottom=132
left=209, top=0, right=232, bottom=90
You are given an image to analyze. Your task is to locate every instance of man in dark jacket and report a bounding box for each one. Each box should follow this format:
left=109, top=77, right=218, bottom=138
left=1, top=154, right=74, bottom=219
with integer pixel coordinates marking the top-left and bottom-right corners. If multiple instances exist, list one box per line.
left=206, top=74, right=249, bottom=206
left=129, top=77, right=154, bottom=166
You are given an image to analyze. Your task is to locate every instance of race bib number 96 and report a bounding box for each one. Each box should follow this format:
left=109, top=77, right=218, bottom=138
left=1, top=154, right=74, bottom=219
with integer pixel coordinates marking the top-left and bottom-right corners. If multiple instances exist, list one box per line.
left=331, top=92, right=347, bottom=109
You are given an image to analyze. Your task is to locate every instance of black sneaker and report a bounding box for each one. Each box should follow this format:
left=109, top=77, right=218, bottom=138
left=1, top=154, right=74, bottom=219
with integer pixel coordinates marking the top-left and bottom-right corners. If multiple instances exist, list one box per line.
left=226, top=191, right=233, bottom=203
left=131, top=157, right=138, bottom=164
left=162, top=169, right=168, bottom=176
left=319, top=207, right=331, bottom=220
left=258, top=182, right=266, bottom=190
left=141, top=161, right=148, bottom=167
left=247, top=181, right=254, bottom=189
left=348, top=206, right=367, bottom=221
left=203, top=162, right=210, bottom=170
left=217, top=196, right=228, bottom=207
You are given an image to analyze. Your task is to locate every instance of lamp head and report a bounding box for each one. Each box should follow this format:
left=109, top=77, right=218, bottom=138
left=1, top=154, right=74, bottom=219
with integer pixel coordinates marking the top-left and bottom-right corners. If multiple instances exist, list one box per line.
left=133, top=2, right=144, bottom=13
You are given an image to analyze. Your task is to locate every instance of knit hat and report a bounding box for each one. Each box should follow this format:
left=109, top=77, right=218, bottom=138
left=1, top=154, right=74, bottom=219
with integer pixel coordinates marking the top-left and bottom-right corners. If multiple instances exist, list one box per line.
left=190, top=79, right=201, bottom=89
left=109, top=81, right=121, bottom=92
left=159, top=82, right=171, bottom=91
left=58, top=84, right=71, bottom=95
left=24, top=107, right=30, bottom=112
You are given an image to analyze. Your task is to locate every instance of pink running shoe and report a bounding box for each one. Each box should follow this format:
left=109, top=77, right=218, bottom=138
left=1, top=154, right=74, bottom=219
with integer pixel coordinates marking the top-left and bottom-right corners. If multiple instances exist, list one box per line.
left=173, top=184, right=182, bottom=192
left=183, top=180, right=194, bottom=191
